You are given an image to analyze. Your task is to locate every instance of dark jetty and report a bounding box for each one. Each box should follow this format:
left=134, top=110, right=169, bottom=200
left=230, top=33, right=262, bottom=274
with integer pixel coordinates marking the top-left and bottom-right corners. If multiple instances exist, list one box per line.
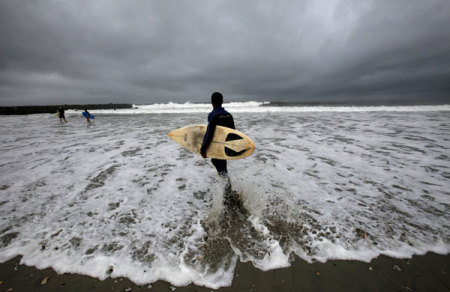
left=0, top=104, right=133, bottom=115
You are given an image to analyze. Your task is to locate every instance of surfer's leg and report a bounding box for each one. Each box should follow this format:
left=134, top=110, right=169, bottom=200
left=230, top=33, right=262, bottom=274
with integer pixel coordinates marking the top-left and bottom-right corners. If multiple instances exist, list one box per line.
left=212, top=159, right=231, bottom=192
left=211, top=158, right=227, bottom=176
left=221, top=173, right=232, bottom=194
left=212, top=159, right=240, bottom=205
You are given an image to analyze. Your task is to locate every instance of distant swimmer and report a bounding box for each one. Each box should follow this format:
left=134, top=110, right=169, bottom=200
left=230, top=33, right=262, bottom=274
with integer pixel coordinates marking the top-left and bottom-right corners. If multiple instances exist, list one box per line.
left=57, top=106, right=67, bottom=123
left=200, top=92, right=240, bottom=205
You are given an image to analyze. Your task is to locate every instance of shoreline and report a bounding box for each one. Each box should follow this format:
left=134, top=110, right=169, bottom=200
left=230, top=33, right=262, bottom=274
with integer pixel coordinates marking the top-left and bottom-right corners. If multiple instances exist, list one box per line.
left=0, top=252, right=448, bottom=291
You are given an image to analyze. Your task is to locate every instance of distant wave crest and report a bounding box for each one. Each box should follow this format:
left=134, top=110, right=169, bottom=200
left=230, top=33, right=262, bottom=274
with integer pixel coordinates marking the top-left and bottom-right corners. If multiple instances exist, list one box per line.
left=66, top=102, right=450, bottom=115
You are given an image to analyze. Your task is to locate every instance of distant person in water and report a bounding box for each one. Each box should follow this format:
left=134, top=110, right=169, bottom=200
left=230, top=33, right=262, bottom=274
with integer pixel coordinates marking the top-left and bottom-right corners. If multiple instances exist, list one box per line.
left=200, top=92, right=240, bottom=204
left=57, top=106, right=67, bottom=123
left=84, top=109, right=91, bottom=124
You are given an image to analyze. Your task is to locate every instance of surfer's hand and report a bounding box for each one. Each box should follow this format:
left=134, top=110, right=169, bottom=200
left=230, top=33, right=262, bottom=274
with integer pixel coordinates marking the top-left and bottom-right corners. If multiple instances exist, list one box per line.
left=201, top=153, right=207, bottom=158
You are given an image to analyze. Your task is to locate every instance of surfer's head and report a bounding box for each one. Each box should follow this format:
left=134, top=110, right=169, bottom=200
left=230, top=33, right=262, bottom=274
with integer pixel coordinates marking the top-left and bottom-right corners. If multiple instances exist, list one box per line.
left=211, top=92, right=223, bottom=108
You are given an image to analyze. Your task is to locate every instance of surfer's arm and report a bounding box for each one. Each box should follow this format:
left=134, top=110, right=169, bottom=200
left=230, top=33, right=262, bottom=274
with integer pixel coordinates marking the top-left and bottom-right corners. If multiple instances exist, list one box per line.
left=200, top=117, right=218, bottom=157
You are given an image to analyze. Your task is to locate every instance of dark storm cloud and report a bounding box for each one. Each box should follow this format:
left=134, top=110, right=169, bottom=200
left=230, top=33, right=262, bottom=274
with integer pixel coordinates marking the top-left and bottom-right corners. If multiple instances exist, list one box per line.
left=1, top=0, right=449, bottom=105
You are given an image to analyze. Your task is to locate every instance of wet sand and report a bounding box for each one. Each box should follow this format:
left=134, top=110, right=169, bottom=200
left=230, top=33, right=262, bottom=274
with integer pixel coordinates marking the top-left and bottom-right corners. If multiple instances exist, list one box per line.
left=0, top=252, right=448, bottom=291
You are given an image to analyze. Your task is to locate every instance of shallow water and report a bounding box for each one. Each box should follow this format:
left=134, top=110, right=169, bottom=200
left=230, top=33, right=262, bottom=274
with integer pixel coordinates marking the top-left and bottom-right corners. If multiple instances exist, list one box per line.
left=0, top=106, right=449, bottom=288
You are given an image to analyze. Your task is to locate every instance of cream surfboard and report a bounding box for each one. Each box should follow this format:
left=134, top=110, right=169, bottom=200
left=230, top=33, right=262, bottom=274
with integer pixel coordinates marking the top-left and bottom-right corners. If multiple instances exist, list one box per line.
left=168, top=124, right=255, bottom=160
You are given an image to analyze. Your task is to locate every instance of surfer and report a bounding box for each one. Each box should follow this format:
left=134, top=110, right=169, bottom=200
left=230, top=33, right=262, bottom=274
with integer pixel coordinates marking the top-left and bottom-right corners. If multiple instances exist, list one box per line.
left=57, top=106, right=67, bottom=123
left=83, top=108, right=91, bottom=124
left=200, top=92, right=240, bottom=205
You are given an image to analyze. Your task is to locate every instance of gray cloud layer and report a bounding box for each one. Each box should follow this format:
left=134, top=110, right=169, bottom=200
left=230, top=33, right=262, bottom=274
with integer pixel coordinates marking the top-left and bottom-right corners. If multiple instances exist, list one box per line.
left=1, top=0, right=449, bottom=105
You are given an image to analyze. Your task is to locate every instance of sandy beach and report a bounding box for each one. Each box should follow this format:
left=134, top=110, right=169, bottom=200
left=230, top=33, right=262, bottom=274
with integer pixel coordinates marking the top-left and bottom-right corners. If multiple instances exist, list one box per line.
left=1, top=252, right=448, bottom=291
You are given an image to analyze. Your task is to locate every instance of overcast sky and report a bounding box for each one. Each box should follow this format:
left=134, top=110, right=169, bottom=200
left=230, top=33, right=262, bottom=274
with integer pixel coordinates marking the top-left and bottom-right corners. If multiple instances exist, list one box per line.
left=1, top=0, right=449, bottom=106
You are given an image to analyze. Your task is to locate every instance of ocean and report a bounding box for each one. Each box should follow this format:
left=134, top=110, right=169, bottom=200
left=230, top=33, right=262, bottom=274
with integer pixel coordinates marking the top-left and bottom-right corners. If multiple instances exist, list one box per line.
left=0, top=102, right=449, bottom=289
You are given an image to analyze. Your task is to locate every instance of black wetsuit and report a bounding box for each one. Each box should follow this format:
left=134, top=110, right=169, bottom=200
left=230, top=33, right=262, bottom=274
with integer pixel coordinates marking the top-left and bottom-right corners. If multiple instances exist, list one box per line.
left=58, top=108, right=65, bottom=119
left=200, top=107, right=235, bottom=176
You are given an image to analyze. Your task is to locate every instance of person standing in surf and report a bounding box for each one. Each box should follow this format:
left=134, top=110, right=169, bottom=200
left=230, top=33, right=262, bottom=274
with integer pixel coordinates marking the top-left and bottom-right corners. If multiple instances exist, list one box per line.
left=83, top=108, right=91, bottom=124
left=200, top=92, right=239, bottom=204
left=57, top=106, right=67, bottom=123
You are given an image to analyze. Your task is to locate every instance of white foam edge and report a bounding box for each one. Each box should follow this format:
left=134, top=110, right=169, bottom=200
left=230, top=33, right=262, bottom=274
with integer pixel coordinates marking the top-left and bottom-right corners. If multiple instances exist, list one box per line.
left=228, top=237, right=291, bottom=271
left=0, top=241, right=236, bottom=289
left=292, top=237, right=450, bottom=264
